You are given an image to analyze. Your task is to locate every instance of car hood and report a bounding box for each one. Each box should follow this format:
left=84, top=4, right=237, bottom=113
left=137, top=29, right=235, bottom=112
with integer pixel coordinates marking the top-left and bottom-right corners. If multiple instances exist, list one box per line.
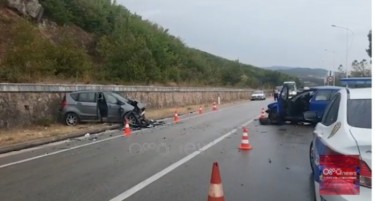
left=267, top=102, right=277, bottom=109
left=137, top=102, right=146, bottom=109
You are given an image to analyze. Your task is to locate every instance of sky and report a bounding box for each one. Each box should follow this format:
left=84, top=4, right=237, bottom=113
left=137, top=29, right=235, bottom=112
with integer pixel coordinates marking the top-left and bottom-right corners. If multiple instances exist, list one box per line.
left=118, top=0, right=371, bottom=72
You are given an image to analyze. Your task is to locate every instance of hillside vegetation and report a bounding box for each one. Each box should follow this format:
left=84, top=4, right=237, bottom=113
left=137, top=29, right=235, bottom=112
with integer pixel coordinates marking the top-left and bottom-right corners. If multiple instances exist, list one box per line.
left=268, top=66, right=328, bottom=78
left=0, top=0, right=299, bottom=87
left=267, top=66, right=328, bottom=86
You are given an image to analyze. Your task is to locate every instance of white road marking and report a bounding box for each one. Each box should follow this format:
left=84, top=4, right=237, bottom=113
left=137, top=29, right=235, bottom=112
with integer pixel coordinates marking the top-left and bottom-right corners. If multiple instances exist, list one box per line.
left=109, top=118, right=255, bottom=201
left=0, top=130, right=118, bottom=159
left=0, top=134, right=124, bottom=169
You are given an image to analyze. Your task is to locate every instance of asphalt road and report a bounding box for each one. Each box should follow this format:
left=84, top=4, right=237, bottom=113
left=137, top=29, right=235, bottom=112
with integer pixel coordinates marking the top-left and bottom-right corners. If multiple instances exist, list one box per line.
left=0, top=99, right=315, bottom=201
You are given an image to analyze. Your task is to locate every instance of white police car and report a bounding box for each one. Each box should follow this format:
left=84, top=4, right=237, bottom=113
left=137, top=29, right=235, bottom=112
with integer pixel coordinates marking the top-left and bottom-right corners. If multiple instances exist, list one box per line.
left=307, top=87, right=371, bottom=201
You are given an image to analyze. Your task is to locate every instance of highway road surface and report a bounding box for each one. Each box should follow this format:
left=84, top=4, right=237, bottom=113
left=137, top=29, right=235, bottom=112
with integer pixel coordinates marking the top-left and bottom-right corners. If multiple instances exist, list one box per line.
left=0, top=99, right=315, bottom=201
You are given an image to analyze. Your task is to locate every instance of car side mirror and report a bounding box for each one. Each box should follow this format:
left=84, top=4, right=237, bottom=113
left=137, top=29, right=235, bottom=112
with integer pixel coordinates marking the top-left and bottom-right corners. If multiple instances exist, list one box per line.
left=304, top=111, right=318, bottom=123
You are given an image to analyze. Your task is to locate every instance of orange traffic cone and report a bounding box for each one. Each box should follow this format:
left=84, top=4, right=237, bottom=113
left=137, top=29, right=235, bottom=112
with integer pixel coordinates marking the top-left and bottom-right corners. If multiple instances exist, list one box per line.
left=123, top=119, right=132, bottom=136
left=212, top=102, right=218, bottom=111
left=259, top=108, right=266, bottom=119
left=239, top=127, right=252, bottom=150
left=174, top=111, right=180, bottom=123
left=199, top=106, right=203, bottom=114
left=208, top=162, right=225, bottom=201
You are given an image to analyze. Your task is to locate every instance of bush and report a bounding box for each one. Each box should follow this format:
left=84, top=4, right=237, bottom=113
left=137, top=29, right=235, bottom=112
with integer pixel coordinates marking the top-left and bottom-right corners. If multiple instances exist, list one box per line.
left=0, top=20, right=93, bottom=82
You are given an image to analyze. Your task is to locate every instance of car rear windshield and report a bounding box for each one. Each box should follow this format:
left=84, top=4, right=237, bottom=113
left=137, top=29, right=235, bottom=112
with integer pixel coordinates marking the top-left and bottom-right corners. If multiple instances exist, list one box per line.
left=347, top=99, right=371, bottom=129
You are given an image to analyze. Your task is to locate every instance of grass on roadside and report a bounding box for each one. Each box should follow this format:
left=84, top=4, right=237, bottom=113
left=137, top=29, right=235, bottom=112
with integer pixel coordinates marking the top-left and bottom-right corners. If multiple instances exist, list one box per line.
left=0, top=123, right=111, bottom=147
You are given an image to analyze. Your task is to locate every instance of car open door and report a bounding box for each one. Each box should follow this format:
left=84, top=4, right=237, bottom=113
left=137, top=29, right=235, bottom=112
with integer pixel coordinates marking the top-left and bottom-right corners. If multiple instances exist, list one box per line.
left=103, top=92, right=122, bottom=122
left=277, top=84, right=289, bottom=118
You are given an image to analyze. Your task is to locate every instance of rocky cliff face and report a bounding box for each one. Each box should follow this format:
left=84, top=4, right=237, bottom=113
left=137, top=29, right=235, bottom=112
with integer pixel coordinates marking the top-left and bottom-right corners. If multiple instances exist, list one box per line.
left=7, top=0, right=43, bottom=19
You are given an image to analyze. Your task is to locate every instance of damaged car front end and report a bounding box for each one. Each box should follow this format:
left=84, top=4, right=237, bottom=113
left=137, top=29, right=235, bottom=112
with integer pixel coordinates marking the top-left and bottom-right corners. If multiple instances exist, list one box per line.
left=60, top=91, right=162, bottom=128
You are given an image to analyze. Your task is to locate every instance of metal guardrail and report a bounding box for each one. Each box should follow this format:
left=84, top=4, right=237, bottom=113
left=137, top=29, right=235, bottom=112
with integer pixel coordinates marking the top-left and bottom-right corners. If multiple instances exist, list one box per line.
left=0, top=83, right=252, bottom=92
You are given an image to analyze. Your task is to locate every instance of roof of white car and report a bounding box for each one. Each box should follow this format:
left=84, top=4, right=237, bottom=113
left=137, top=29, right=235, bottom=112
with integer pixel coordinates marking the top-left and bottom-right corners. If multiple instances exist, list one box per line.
left=347, top=88, right=372, bottom=99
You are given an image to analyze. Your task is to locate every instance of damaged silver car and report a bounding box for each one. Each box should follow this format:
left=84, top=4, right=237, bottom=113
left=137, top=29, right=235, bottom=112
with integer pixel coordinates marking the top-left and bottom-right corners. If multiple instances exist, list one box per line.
left=59, top=91, right=148, bottom=127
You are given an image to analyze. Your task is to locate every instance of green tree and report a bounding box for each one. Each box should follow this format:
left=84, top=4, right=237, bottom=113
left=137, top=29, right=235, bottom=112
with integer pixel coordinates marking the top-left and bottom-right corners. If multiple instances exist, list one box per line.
left=39, top=0, right=73, bottom=25
left=351, top=59, right=371, bottom=77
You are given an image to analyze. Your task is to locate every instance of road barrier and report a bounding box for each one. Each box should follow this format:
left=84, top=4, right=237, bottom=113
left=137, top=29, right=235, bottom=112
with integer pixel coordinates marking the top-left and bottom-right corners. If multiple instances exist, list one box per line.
left=0, top=83, right=260, bottom=129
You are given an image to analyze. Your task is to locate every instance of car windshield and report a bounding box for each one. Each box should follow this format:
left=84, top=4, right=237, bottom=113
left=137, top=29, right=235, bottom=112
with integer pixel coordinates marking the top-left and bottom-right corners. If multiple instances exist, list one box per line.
left=286, top=83, right=297, bottom=91
left=347, top=99, right=371, bottom=129
left=108, top=92, right=129, bottom=103
left=291, top=90, right=314, bottom=102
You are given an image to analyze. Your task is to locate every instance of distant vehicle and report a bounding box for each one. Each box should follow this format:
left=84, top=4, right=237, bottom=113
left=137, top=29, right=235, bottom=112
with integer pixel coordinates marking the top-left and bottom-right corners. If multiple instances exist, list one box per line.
left=59, top=91, right=147, bottom=126
left=308, top=87, right=372, bottom=201
left=283, top=81, right=298, bottom=98
left=265, top=84, right=343, bottom=124
left=251, top=90, right=266, bottom=101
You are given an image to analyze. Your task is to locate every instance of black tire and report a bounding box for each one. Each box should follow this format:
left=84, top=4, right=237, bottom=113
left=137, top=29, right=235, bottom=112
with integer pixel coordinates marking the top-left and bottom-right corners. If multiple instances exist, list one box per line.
left=290, top=120, right=298, bottom=125
left=124, top=112, right=139, bottom=126
left=64, top=112, right=79, bottom=126
left=309, top=141, right=314, bottom=173
left=268, top=110, right=280, bottom=124
left=259, top=117, right=270, bottom=125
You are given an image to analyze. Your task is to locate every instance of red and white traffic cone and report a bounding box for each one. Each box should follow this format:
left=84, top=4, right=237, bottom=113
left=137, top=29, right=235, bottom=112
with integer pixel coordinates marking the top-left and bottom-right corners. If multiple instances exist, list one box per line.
left=208, top=162, right=225, bottom=201
left=174, top=111, right=180, bottom=123
left=199, top=106, right=203, bottom=114
left=259, top=108, right=266, bottom=119
left=212, top=102, right=218, bottom=111
left=239, top=127, right=252, bottom=150
left=123, top=119, right=132, bottom=137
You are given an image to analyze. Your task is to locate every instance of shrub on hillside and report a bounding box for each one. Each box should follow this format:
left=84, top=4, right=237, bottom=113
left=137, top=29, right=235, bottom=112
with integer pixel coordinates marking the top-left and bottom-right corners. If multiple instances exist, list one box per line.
left=0, top=20, right=92, bottom=82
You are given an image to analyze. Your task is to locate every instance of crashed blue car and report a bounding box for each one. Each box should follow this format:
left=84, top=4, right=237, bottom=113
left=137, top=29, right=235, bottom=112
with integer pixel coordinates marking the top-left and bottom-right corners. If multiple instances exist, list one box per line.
left=264, top=85, right=343, bottom=124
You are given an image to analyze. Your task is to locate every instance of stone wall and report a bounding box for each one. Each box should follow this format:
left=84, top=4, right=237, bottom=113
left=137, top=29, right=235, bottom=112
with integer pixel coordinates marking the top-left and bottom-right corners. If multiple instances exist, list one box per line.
left=0, top=83, right=257, bottom=129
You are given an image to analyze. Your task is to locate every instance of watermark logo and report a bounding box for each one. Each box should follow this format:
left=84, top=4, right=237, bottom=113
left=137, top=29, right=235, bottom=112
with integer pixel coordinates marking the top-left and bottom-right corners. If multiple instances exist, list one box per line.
left=128, top=142, right=206, bottom=155
left=319, top=155, right=360, bottom=195
left=322, top=168, right=343, bottom=176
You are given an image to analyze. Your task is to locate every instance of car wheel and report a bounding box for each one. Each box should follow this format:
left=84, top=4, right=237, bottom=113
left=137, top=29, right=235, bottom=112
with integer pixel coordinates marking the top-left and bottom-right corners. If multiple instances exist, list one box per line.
left=309, top=141, right=314, bottom=173
left=124, top=112, right=139, bottom=126
left=268, top=110, right=279, bottom=124
left=290, top=120, right=298, bottom=125
left=65, top=112, right=79, bottom=126
left=259, top=117, right=270, bottom=125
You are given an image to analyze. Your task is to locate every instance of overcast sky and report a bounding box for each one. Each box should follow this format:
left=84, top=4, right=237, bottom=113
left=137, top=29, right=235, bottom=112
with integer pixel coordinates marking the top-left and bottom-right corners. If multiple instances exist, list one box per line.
left=118, top=0, right=371, bottom=71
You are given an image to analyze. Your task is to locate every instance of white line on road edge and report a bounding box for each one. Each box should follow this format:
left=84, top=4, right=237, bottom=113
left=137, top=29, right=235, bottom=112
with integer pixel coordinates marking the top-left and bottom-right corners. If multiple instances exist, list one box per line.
left=109, top=118, right=255, bottom=201
left=0, top=130, right=119, bottom=159
left=0, top=134, right=125, bottom=169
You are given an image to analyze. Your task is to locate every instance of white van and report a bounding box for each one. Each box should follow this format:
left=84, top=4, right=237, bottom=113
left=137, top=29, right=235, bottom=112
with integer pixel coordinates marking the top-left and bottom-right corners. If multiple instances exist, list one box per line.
left=283, top=81, right=297, bottom=97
